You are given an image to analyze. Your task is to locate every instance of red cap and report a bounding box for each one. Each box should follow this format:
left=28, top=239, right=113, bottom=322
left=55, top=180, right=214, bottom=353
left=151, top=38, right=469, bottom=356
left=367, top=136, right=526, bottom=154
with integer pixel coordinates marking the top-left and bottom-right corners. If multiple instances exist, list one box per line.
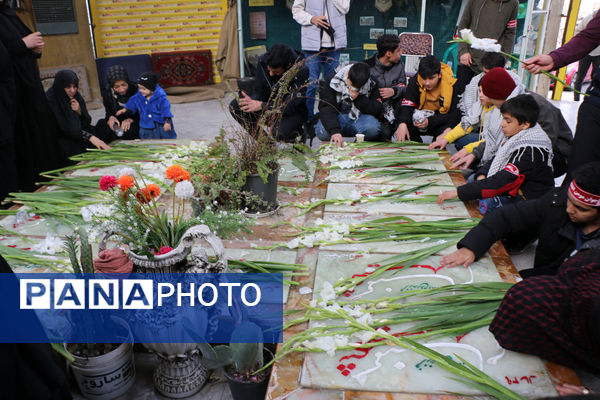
left=481, top=67, right=517, bottom=100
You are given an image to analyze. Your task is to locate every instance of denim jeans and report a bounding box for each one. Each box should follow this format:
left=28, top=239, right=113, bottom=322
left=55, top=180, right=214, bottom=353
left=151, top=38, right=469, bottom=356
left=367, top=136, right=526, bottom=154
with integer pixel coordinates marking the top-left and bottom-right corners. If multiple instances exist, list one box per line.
left=315, top=113, right=381, bottom=141
left=478, top=195, right=512, bottom=215
left=139, top=121, right=177, bottom=139
left=304, top=49, right=340, bottom=119
left=453, top=132, right=480, bottom=150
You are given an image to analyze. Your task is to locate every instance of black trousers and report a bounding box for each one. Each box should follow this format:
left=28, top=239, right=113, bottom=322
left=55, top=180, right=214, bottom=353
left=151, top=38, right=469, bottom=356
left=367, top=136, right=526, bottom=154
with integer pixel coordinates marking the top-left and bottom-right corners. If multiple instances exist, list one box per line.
left=573, top=55, right=600, bottom=101
left=455, top=64, right=476, bottom=97
left=229, top=99, right=306, bottom=142
left=568, top=100, right=600, bottom=176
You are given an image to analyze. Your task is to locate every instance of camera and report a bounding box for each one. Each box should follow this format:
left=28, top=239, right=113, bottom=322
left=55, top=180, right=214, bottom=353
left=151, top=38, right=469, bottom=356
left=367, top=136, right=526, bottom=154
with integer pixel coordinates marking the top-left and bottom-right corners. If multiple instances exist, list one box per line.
left=322, top=21, right=335, bottom=38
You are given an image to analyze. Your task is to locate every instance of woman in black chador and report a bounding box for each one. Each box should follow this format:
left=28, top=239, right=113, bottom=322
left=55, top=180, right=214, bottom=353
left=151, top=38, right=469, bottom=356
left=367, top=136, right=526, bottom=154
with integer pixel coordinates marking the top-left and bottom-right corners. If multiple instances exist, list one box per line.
left=46, top=70, right=110, bottom=162
left=0, top=39, right=17, bottom=202
left=95, top=65, right=140, bottom=142
left=0, top=0, right=62, bottom=191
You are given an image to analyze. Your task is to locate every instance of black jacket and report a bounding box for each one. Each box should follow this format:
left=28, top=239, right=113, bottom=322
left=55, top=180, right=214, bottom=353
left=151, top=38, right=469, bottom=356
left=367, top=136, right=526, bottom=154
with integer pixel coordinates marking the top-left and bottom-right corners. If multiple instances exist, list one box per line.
left=251, top=50, right=308, bottom=117
left=458, top=186, right=600, bottom=276
left=318, top=72, right=384, bottom=136
left=458, top=147, right=553, bottom=202
left=364, top=54, right=406, bottom=101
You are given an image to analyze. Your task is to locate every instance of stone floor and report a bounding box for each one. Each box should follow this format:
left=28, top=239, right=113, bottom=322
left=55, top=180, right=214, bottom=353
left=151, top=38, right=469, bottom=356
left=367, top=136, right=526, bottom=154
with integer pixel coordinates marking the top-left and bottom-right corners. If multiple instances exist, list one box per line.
left=86, top=93, right=600, bottom=399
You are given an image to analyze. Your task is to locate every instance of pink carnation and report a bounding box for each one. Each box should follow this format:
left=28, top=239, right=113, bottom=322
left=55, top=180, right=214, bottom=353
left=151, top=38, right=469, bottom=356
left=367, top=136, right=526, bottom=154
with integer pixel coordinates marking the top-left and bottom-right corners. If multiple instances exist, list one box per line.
left=99, top=175, right=118, bottom=191
left=153, top=246, right=173, bottom=255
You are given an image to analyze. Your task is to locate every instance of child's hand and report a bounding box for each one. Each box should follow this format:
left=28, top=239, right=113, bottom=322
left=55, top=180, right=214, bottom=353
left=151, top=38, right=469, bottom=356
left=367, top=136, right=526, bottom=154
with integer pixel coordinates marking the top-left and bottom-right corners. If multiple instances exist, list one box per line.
left=440, top=247, right=475, bottom=268
left=450, top=153, right=475, bottom=170
left=437, top=190, right=457, bottom=205
left=394, top=123, right=410, bottom=142
left=476, top=174, right=486, bottom=181
left=414, top=118, right=429, bottom=129
left=121, top=118, right=133, bottom=132
left=70, top=98, right=81, bottom=115
left=164, top=122, right=171, bottom=132
left=428, top=134, right=449, bottom=150
left=450, top=148, right=468, bottom=162
left=379, top=88, right=395, bottom=99
left=115, top=108, right=127, bottom=116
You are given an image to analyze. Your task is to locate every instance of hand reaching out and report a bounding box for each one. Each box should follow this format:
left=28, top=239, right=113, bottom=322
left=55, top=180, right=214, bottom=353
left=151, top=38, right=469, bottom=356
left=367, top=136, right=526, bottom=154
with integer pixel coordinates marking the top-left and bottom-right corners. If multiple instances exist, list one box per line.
left=330, top=133, right=344, bottom=147
left=523, top=54, right=554, bottom=74
left=440, top=248, right=476, bottom=268
left=89, top=136, right=111, bottom=150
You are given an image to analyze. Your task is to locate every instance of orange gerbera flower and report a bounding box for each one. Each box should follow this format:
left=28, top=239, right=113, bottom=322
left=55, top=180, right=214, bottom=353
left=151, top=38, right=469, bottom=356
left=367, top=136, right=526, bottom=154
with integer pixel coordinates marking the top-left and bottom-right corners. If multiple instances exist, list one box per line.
left=136, top=188, right=152, bottom=204
left=147, top=184, right=161, bottom=198
left=117, top=175, right=135, bottom=191
left=165, top=165, right=190, bottom=182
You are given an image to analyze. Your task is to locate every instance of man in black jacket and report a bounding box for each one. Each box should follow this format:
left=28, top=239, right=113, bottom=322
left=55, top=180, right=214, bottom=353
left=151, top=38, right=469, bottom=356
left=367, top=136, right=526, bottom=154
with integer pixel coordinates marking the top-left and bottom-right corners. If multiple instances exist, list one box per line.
left=440, top=162, right=600, bottom=278
left=315, top=62, right=383, bottom=146
left=229, top=44, right=309, bottom=142
left=395, top=55, right=461, bottom=143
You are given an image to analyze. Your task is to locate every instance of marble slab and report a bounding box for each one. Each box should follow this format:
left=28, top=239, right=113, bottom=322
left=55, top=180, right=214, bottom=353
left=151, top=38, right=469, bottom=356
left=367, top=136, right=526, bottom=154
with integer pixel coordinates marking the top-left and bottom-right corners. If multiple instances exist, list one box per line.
left=0, top=210, right=75, bottom=237
left=327, top=167, right=456, bottom=187
left=310, top=213, right=473, bottom=255
left=323, top=183, right=470, bottom=217
left=279, top=158, right=317, bottom=183
left=299, top=251, right=556, bottom=396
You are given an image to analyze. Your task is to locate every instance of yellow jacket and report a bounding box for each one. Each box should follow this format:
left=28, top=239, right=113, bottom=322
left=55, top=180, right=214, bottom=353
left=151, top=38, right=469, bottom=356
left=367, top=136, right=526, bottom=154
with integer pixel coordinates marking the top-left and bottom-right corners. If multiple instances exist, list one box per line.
left=444, top=104, right=494, bottom=153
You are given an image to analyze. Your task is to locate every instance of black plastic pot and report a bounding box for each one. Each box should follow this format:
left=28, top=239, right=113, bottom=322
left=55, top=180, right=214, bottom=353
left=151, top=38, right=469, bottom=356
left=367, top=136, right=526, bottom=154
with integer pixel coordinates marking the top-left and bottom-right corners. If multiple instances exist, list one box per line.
left=242, top=169, right=278, bottom=213
left=223, top=348, right=273, bottom=400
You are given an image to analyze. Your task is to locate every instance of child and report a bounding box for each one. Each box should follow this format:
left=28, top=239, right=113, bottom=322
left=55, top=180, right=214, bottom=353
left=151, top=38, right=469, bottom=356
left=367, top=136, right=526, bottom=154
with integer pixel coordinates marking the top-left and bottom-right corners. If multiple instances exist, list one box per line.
left=95, top=65, right=140, bottom=141
left=46, top=69, right=111, bottom=163
left=116, top=72, right=176, bottom=139
left=395, top=55, right=460, bottom=142
left=437, top=94, right=554, bottom=215
left=428, top=52, right=507, bottom=151
left=365, top=34, right=407, bottom=139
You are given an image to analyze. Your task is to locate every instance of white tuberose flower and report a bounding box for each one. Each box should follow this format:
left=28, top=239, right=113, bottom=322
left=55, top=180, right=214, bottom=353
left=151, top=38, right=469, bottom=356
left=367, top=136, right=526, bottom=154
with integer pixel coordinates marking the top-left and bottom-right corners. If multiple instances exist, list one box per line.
left=460, top=28, right=501, bottom=52
left=32, top=235, right=64, bottom=255
left=174, top=181, right=195, bottom=199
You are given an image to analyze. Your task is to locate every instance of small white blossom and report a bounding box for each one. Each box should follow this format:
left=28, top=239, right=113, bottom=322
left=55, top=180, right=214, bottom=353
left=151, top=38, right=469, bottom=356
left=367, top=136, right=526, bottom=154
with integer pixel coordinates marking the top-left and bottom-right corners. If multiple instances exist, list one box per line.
left=319, top=281, right=336, bottom=301
left=460, top=29, right=501, bottom=52
left=298, top=286, right=313, bottom=294
left=174, top=181, right=195, bottom=199
left=32, top=235, right=64, bottom=255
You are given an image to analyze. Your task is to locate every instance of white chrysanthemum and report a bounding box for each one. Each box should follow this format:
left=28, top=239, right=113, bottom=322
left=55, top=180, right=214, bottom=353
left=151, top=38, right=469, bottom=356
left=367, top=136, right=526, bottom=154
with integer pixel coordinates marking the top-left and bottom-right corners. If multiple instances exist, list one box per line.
left=32, top=235, right=65, bottom=255
left=118, top=167, right=135, bottom=178
left=174, top=181, right=194, bottom=199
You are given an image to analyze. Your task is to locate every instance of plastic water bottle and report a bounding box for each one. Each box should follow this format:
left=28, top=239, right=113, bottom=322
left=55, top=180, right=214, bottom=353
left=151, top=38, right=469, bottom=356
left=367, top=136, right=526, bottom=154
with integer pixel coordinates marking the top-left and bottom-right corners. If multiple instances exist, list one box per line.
left=113, top=122, right=124, bottom=137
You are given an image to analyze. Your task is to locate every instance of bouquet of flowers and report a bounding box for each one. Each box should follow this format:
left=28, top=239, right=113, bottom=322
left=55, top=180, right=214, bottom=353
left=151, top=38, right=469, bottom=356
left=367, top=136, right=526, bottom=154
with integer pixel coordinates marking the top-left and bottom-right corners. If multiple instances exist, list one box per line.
left=92, top=165, right=201, bottom=258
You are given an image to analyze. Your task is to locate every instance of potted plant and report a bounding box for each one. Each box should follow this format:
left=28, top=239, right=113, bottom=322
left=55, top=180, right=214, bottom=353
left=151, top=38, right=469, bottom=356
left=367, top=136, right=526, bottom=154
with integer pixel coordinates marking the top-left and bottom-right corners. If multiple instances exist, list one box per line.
left=60, top=230, right=136, bottom=400
left=188, top=61, right=312, bottom=215
left=195, top=321, right=273, bottom=400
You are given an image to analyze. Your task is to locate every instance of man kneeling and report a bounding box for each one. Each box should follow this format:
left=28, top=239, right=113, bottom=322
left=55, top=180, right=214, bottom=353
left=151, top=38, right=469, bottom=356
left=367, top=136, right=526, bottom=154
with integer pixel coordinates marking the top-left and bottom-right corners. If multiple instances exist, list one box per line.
left=229, top=44, right=309, bottom=142
left=316, top=63, right=383, bottom=146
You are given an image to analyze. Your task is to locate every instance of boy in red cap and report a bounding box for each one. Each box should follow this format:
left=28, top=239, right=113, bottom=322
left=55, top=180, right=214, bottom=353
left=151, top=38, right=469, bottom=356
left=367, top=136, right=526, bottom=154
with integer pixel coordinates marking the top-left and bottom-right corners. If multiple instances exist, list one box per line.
left=437, top=94, right=554, bottom=214
left=451, top=67, right=571, bottom=177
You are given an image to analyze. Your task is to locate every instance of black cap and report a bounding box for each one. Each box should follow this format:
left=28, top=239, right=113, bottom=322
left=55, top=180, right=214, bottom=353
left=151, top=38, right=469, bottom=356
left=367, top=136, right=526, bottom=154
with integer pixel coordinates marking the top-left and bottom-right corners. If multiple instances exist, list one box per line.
left=138, top=71, right=158, bottom=91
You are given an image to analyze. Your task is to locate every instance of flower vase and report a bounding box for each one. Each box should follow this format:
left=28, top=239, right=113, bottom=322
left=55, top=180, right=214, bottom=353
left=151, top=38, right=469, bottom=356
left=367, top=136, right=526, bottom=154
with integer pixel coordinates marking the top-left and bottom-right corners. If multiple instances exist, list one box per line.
left=100, top=224, right=227, bottom=274
left=100, top=225, right=226, bottom=397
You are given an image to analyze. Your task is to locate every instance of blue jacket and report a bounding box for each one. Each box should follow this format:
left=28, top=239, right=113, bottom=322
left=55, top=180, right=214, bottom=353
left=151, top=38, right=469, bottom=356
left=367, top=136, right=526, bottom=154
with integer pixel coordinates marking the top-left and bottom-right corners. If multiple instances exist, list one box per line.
left=124, top=85, right=173, bottom=129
